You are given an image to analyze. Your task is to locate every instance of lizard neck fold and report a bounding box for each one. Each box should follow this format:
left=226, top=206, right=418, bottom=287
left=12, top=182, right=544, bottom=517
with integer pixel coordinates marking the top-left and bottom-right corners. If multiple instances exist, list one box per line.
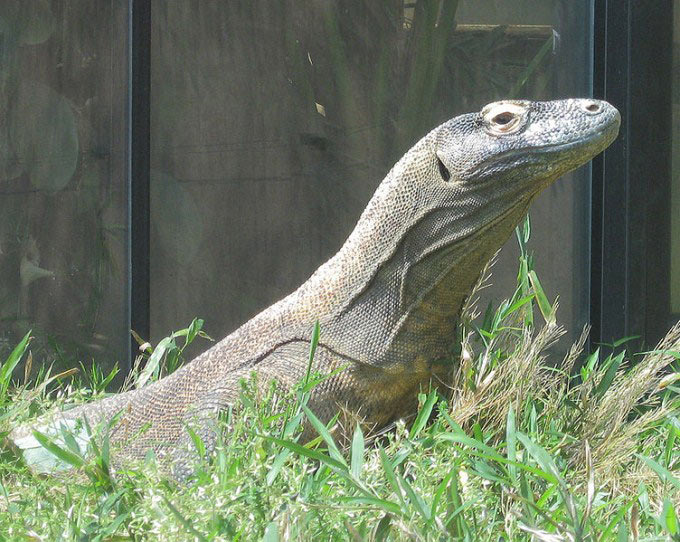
left=316, top=190, right=533, bottom=369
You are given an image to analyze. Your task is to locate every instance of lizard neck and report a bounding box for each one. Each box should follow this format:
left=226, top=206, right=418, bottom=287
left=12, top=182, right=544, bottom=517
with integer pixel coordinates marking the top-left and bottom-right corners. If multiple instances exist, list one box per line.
left=274, top=125, right=535, bottom=370
left=313, top=189, right=531, bottom=369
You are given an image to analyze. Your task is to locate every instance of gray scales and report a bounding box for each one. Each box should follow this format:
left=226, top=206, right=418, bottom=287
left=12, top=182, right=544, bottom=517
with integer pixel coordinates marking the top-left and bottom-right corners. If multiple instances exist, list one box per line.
left=9, top=99, right=620, bottom=477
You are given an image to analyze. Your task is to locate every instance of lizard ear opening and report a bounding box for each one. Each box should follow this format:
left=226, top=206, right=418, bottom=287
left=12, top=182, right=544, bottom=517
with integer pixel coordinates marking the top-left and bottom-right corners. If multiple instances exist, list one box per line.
left=437, top=156, right=451, bottom=182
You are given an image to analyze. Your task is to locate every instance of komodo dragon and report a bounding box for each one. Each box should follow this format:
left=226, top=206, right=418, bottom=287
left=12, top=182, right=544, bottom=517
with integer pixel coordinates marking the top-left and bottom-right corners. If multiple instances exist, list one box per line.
left=10, top=99, right=620, bottom=477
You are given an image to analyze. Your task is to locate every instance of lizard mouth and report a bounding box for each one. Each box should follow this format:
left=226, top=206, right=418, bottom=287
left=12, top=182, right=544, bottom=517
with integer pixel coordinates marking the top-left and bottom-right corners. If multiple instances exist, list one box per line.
left=529, top=116, right=620, bottom=156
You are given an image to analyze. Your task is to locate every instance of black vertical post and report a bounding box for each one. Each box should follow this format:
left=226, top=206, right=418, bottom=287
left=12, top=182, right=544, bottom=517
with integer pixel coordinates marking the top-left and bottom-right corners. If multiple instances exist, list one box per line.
left=128, top=0, right=151, bottom=367
left=591, top=0, right=631, bottom=346
left=591, top=0, right=673, bottom=347
left=630, top=2, right=673, bottom=343
left=590, top=0, right=606, bottom=347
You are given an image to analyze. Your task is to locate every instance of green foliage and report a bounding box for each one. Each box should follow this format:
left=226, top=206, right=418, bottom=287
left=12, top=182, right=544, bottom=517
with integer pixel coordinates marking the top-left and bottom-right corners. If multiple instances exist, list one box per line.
left=131, top=317, right=212, bottom=388
left=0, top=329, right=30, bottom=405
left=0, top=224, right=678, bottom=540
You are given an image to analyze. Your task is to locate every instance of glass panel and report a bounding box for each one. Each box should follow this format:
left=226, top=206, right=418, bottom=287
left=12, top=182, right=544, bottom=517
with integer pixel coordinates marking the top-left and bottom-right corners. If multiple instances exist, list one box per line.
left=0, top=2, right=129, bottom=370
left=150, top=1, right=592, bottom=353
left=672, top=4, right=680, bottom=314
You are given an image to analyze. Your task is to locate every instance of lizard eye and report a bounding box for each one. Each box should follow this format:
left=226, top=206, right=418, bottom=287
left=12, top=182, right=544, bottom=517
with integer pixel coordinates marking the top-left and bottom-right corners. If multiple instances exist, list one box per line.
left=491, top=112, right=516, bottom=125
left=482, top=102, right=526, bottom=136
left=437, top=156, right=451, bottom=182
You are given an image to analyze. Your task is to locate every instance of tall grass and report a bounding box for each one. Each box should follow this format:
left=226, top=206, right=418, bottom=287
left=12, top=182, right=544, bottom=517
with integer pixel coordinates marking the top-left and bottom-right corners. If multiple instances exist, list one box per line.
left=0, top=220, right=678, bottom=541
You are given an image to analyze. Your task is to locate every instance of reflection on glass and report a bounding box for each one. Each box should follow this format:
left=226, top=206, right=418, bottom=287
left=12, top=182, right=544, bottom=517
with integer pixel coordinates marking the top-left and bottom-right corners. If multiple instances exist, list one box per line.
left=150, top=1, right=592, bottom=353
left=0, top=2, right=128, bottom=369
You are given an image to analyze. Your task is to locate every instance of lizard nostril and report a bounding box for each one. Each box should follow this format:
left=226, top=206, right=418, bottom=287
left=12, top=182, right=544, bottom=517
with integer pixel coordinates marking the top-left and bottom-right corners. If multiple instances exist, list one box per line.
left=583, top=101, right=601, bottom=114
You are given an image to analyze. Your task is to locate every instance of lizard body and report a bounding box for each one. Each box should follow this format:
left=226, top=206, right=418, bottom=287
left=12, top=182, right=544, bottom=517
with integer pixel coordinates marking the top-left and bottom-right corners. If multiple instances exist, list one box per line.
left=10, top=99, right=620, bottom=476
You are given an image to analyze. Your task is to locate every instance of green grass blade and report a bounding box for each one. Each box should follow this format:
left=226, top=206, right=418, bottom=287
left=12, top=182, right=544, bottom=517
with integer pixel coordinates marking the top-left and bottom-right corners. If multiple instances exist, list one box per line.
left=301, top=405, right=346, bottom=467
left=470, top=459, right=508, bottom=485
left=282, top=412, right=304, bottom=439
left=379, top=447, right=406, bottom=511
left=506, top=406, right=518, bottom=484
left=162, top=496, right=208, bottom=542
left=516, top=432, right=564, bottom=488
left=266, top=448, right=291, bottom=486
left=410, top=391, right=438, bottom=438
left=372, top=514, right=392, bottom=541
left=32, top=429, right=85, bottom=469
left=263, top=521, right=279, bottom=542
left=636, top=454, right=680, bottom=491
left=264, top=436, right=346, bottom=472
left=350, top=423, right=364, bottom=479
left=431, top=468, right=456, bottom=520
left=399, top=473, right=431, bottom=521
left=611, top=335, right=640, bottom=348
left=185, top=317, right=204, bottom=346
left=340, top=497, right=401, bottom=516
left=518, top=259, right=533, bottom=327
left=528, top=270, right=555, bottom=325
left=304, top=321, right=320, bottom=388
left=518, top=470, right=536, bottom=522
left=616, top=518, right=628, bottom=542
left=664, top=421, right=677, bottom=468
left=438, top=432, right=506, bottom=463
left=61, top=425, right=83, bottom=456
left=504, top=295, right=535, bottom=318
left=186, top=425, right=206, bottom=459
left=0, top=330, right=31, bottom=398
left=96, top=427, right=111, bottom=481
left=301, top=363, right=349, bottom=393
left=662, top=499, right=678, bottom=536
left=595, top=351, right=624, bottom=397
left=599, top=498, right=636, bottom=541
left=136, top=336, right=174, bottom=388
left=583, top=348, right=600, bottom=377
left=445, top=470, right=470, bottom=537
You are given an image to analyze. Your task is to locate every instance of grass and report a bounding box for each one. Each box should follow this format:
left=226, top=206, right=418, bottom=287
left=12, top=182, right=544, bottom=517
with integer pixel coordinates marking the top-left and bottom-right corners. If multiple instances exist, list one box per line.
left=0, top=218, right=678, bottom=541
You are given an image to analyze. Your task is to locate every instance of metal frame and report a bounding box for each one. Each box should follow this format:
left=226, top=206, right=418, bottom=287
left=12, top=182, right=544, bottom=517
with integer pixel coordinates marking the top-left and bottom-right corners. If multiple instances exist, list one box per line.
left=128, top=0, right=151, bottom=367
left=591, top=0, right=674, bottom=346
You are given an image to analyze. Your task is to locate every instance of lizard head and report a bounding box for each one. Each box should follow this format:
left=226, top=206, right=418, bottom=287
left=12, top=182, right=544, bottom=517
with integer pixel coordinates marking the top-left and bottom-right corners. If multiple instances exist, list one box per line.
left=432, top=98, right=620, bottom=216
left=377, top=99, right=621, bottom=266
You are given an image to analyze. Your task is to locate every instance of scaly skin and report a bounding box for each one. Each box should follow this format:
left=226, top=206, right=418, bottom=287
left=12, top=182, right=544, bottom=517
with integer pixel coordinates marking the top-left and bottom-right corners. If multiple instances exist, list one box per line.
left=10, top=99, right=620, bottom=477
